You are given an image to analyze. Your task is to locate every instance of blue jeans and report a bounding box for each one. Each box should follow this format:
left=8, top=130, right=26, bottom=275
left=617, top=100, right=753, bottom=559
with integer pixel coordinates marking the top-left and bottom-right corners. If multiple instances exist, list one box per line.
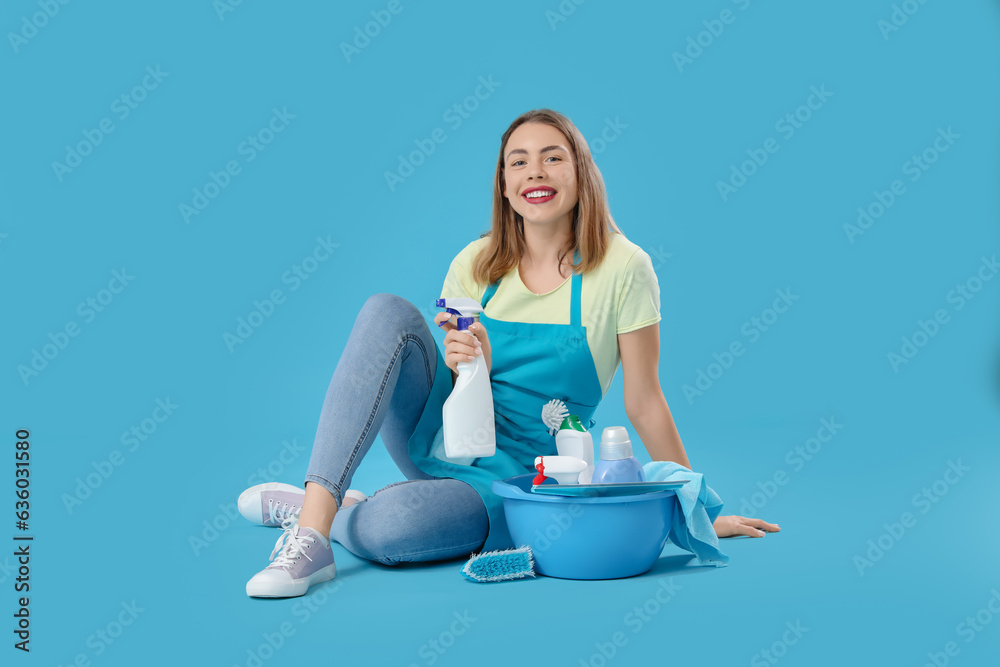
left=303, top=293, right=489, bottom=565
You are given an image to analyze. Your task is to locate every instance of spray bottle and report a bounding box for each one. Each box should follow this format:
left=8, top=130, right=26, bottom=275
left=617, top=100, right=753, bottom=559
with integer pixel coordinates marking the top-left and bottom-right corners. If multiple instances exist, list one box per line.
left=436, top=298, right=496, bottom=460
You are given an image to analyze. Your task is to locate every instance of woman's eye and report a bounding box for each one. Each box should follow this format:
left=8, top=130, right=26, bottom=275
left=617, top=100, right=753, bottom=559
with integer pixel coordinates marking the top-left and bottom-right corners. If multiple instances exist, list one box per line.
left=511, top=156, right=561, bottom=167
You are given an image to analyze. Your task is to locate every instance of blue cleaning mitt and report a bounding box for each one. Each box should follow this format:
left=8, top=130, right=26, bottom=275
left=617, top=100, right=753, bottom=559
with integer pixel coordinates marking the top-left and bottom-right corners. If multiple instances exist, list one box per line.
left=461, top=546, right=536, bottom=582
left=643, top=461, right=729, bottom=567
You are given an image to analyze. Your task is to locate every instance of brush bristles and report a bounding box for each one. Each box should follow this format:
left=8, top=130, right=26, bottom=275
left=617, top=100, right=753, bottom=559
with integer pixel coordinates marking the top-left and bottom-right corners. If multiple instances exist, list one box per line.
left=461, top=546, right=536, bottom=582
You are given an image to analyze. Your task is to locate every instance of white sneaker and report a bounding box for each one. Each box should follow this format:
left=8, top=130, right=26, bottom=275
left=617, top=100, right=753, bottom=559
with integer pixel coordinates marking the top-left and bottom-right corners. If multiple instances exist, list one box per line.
left=238, top=482, right=305, bottom=527
left=246, top=518, right=336, bottom=598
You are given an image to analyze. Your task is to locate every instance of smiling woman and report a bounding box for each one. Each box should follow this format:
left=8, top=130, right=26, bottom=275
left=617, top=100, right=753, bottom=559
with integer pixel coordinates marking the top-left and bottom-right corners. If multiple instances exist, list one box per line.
left=236, top=108, right=778, bottom=599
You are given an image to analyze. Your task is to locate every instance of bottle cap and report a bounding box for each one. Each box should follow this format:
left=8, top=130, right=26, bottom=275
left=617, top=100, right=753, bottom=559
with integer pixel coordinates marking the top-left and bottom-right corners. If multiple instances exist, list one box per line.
left=559, top=415, right=586, bottom=432
left=599, top=426, right=632, bottom=460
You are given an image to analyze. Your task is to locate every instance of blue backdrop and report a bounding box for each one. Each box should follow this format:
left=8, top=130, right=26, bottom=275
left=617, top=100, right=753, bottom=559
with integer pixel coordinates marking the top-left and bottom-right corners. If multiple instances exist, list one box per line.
left=2, top=1, right=998, bottom=665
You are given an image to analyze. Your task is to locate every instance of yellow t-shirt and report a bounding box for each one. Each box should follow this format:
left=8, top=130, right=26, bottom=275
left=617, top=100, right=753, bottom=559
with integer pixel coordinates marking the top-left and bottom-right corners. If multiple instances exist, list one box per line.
left=439, top=232, right=661, bottom=397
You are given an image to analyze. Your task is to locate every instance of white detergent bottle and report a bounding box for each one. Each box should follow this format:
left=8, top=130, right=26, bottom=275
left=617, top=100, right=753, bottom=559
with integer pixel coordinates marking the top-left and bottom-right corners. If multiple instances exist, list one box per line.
left=437, top=298, right=496, bottom=460
left=555, top=415, right=595, bottom=483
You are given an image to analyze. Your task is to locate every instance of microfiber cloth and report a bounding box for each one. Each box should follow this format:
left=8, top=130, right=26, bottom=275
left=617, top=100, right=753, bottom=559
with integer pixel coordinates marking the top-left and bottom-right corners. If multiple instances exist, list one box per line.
left=643, top=461, right=729, bottom=568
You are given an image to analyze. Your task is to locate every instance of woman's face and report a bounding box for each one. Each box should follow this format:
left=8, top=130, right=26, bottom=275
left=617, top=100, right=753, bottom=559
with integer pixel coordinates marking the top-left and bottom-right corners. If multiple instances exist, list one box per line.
left=502, top=122, right=579, bottom=232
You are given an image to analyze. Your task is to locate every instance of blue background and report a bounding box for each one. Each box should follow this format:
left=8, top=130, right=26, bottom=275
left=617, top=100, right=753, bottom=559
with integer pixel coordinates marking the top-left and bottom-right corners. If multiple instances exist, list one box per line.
left=2, top=0, right=998, bottom=665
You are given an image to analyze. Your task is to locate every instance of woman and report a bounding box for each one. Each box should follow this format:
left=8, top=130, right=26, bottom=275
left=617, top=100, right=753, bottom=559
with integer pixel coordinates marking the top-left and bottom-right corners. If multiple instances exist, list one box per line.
left=240, top=108, right=779, bottom=598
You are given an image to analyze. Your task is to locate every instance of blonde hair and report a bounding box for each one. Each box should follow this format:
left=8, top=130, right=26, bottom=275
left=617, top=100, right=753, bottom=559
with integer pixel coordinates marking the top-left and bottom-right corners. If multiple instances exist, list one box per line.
left=471, top=109, right=624, bottom=286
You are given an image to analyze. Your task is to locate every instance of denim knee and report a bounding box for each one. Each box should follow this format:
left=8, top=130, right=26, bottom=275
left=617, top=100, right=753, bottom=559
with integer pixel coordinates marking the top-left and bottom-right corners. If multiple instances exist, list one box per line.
left=359, top=293, right=424, bottom=335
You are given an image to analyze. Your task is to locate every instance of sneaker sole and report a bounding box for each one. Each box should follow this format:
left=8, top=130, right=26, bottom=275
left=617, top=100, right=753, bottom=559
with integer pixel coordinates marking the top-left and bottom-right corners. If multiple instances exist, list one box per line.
left=246, top=563, right=337, bottom=598
left=238, top=482, right=305, bottom=526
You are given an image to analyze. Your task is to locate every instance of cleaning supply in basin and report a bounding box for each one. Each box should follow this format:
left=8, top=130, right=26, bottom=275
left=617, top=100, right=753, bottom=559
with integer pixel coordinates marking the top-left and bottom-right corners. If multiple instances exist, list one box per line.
left=541, top=398, right=570, bottom=437
left=533, top=459, right=547, bottom=485
left=592, top=426, right=645, bottom=484
left=461, top=546, right=536, bottom=582
left=437, top=298, right=496, bottom=460
left=555, top=415, right=595, bottom=483
left=643, top=461, right=728, bottom=567
left=532, top=455, right=586, bottom=484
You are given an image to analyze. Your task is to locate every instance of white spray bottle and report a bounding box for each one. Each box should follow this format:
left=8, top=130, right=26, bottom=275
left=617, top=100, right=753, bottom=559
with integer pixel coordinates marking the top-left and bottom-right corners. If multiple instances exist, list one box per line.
left=436, top=298, right=496, bottom=460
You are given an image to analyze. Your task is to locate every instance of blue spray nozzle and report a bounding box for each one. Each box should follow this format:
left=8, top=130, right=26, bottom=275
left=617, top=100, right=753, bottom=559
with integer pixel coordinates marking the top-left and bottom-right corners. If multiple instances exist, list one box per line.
left=437, top=298, right=484, bottom=332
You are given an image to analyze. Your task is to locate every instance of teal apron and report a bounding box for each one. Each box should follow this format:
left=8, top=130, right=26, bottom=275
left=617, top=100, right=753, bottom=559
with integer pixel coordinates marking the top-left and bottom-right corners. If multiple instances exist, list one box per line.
left=407, top=249, right=604, bottom=552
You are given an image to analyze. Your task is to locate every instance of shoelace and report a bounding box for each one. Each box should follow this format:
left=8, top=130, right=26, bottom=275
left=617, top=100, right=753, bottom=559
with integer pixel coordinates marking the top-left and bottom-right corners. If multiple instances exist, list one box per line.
left=266, top=498, right=301, bottom=525
left=267, top=518, right=315, bottom=569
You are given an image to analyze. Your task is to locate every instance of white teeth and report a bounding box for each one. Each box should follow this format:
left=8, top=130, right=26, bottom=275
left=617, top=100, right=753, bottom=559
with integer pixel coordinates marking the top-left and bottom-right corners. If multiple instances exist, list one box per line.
left=525, top=190, right=555, bottom=198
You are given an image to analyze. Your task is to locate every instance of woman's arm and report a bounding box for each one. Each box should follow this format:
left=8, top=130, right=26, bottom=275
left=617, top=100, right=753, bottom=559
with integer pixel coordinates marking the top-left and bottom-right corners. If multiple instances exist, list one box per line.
left=619, top=323, right=780, bottom=538
left=618, top=323, right=690, bottom=468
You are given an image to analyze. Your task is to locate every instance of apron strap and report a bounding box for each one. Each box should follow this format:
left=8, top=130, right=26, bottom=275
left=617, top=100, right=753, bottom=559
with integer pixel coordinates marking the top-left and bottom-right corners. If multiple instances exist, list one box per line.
left=570, top=248, right=582, bottom=327
left=482, top=281, right=499, bottom=309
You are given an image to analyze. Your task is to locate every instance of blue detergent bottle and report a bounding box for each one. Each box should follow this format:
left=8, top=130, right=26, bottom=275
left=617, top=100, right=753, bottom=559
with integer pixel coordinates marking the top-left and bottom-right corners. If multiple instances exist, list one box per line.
left=591, top=426, right=645, bottom=484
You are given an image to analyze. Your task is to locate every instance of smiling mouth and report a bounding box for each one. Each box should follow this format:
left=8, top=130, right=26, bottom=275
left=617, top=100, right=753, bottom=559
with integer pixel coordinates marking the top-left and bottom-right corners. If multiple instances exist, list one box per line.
left=523, top=189, right=556, bottom=203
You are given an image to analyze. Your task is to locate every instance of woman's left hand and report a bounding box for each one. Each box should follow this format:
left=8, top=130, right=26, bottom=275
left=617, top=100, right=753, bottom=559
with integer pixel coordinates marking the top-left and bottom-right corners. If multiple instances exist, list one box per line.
left=713, top=514, right=780, bottom=538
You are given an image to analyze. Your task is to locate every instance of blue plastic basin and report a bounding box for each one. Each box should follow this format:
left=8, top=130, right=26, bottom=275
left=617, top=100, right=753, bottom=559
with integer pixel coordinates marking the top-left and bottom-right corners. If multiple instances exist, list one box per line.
left=492, top=474, right=678, bottom=580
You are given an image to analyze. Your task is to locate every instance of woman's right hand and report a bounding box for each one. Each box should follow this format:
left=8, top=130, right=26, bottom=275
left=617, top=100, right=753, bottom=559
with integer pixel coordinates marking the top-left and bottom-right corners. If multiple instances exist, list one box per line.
left=435, top=312, right=490, bottom=374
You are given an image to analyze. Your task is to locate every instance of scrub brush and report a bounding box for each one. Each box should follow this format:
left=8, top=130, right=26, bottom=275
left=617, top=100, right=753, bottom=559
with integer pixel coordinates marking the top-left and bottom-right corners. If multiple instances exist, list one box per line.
left=460, top=546, right=536, bottom=582
left=542, top=399, right=569, bottom=437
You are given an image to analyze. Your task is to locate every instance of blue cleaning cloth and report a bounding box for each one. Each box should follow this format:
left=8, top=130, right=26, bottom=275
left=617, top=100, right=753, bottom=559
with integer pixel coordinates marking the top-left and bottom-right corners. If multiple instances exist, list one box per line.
left=643, top=461, right=729, bottom=568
